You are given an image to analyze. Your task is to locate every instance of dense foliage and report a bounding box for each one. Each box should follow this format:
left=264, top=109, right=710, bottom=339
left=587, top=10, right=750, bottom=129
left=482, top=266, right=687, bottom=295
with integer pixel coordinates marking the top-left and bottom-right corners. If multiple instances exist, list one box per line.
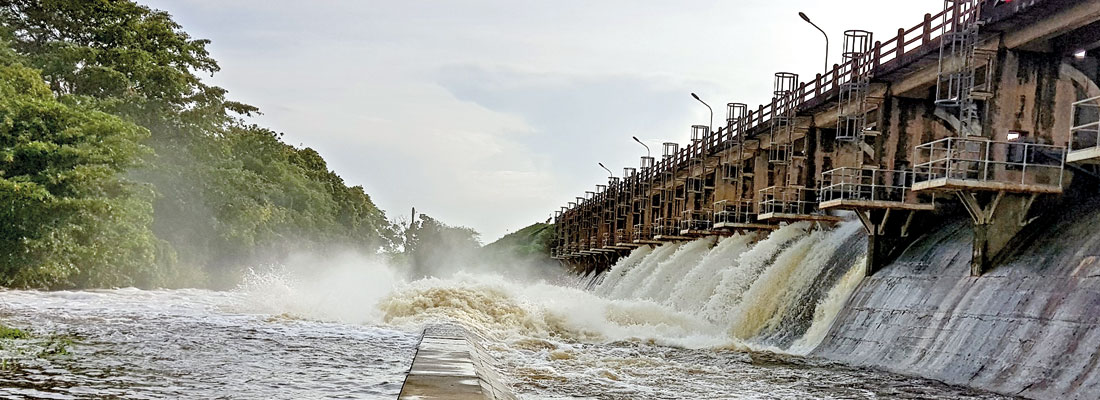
left=0, top=0, right=397, bottom=288
left=0, top=47, right=162, bottom=287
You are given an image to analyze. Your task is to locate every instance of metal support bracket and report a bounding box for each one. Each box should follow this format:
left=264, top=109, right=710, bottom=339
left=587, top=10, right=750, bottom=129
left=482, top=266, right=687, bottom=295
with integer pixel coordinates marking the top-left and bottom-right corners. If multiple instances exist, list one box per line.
left=900, top=210, right=917, bottom=238
left=877, top=209, right=892, bottom=236
left=855, top=210, right=874, bottom=234
left=956, top=190, right=1004, bottom=225
left=1019, top=193, right=1039, bottom=227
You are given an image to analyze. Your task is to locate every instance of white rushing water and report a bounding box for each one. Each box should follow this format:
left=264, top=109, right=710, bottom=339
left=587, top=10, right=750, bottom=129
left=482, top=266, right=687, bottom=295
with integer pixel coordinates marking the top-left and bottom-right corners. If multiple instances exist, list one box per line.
left=0, top=220, right=1011, bottom=399
left=587, top=220, right=868, bottom=352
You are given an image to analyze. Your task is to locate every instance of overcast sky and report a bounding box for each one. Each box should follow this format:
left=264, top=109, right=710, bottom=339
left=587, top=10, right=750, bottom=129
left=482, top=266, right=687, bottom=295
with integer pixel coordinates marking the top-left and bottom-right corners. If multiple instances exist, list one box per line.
left=141, top=0, right=938, bottom=242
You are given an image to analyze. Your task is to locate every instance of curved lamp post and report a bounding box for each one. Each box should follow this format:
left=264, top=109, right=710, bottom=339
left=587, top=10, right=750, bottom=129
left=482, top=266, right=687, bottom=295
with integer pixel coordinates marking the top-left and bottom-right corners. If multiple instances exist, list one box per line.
left=799, top=12, right=829, bottom=72
left=598, top=163, right=615, bottom=180
left=632, top=136, right=651, bottom=158
left=691, top=93, right=713, bottom=133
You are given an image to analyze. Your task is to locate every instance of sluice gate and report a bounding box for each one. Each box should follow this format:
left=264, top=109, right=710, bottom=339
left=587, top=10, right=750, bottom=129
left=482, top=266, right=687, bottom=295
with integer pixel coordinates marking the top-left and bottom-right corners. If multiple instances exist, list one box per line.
left=551, top=0, right=1100, bottom=277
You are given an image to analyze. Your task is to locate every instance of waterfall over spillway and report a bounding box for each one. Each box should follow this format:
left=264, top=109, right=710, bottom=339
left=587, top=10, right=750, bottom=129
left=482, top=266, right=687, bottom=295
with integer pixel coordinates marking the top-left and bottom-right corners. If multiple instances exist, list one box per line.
left=592, top=219, right=867, bottom=353
left=634, top=237, right=716, bottom=302
left=665, top=233, right=758, bottom=313
left=592, top=246, right=652, bottom=296
left=605, top=242, right=682, bottom=299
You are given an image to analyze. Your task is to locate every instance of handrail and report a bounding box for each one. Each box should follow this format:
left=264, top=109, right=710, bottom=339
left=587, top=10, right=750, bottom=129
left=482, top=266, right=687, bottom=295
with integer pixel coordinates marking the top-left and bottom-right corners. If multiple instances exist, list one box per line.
left=1070, top=95, right=1100, bottom=153
left=913, top=137, right=1066, bottom=189
left=820, top=167, right=924, bottom=204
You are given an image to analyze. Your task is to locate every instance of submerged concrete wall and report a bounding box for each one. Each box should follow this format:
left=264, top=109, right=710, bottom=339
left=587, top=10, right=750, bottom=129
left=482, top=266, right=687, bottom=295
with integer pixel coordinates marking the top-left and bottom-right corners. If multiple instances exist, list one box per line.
left=399, top=324, right=516, bottom=400
left=813, top=194, right=1100, bottom=399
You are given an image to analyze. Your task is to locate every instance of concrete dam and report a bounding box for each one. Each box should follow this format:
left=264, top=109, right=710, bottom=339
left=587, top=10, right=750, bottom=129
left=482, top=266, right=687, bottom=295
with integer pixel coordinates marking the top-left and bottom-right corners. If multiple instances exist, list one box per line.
left=550, top=0, right=1100, bottom=398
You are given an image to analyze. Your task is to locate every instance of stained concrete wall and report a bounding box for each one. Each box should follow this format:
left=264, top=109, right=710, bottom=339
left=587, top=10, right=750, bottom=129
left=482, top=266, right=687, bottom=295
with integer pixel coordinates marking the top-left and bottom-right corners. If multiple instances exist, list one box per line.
left=812, top=191, right=1100, bottom=399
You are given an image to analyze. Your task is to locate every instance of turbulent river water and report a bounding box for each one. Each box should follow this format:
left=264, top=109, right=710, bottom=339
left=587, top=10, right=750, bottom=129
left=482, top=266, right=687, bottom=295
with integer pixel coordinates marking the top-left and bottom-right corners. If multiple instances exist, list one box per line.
left=0, top=220, right=1015, bottom=399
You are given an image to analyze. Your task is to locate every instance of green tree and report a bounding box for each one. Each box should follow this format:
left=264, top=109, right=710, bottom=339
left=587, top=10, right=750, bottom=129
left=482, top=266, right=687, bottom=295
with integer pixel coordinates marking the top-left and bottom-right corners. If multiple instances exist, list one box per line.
left=0, top=45, right=162, bottom=288
left=0, top=0, right=398, bottom=288
left=0, top=0, right=256, bottom=124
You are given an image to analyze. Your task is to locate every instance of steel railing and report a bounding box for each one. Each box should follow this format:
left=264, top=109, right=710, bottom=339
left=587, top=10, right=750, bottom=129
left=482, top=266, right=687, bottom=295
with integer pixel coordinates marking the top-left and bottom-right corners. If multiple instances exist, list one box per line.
left=569, top=0, right=965, bottom=200
left=1070, top=95, right=1100, bottom=156
left=759, top=186, right=820, bottom=216
left=554, top=1, right=1030, bottom=235
left=713, top=199, right=758, bottom=225
left=820, top=167, right=921, bottom=204
left=652, top=217, right=681, bottom=237
left=631, top=224, right=652, bottom=241
left=913, top=137, right=1065, bottom=190
left=679, top=210, right=713, bottom=232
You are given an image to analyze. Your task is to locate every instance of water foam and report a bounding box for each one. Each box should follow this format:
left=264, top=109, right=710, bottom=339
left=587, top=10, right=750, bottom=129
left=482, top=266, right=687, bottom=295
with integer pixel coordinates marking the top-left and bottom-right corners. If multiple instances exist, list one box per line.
left=593, top=246, right=653, bottom=296
left=234, top=219, right=868, bottom=355
left=727, top=221, right=861, bottom=341
left=665, top=233, right=757, bottom=313
left=787, top=253, right=866, bottom=355
left=634, top=237, right=715, bottom=302
left=235, top=252, right=403, bottom=324
left=592, top=219, right=867, bottom=353
left=378, top=273, right=727, bottom=347
left=700, top=223, right=808, bottom=322
left=606, top=242, right=681, bottom=299
left=234, top=249, right=728, bottom=348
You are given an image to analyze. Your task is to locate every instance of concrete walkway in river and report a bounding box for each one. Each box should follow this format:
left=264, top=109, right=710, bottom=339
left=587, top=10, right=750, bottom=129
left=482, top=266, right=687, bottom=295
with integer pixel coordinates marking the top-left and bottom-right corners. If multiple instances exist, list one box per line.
left=398, top=324, right=516, bottom=400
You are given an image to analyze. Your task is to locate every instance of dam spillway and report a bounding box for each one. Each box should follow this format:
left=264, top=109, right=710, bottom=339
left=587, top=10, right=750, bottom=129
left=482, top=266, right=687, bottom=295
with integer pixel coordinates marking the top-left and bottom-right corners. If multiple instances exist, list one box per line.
left=551, top=0, right=1100, bottom=278
left=546, top=0, right=1100, bottom=398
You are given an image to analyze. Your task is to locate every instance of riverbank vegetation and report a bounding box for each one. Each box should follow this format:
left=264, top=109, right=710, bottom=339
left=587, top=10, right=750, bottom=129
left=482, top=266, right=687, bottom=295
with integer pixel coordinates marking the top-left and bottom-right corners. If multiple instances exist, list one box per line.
left=0, top=1, right=553, bottom=290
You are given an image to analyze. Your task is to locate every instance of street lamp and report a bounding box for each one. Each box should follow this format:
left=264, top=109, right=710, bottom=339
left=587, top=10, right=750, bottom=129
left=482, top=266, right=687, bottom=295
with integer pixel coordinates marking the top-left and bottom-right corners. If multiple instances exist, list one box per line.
left=691, top=93, right=713, bottom=133
left=799, top=12, right=829, bottom=72
left=598, top=162, right=615, bottom=179
left=632, top=136, right=651, bottom=157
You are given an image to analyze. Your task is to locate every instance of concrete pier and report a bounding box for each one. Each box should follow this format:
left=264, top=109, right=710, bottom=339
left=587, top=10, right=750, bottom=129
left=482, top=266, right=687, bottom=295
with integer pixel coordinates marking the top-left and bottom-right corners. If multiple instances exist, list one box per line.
left=398, top=324, right=516, bottom=400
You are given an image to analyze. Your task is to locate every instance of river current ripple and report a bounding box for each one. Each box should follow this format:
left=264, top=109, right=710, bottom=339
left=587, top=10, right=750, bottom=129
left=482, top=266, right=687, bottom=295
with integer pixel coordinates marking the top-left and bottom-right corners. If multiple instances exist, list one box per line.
left=0, top=289, right=417, bottom=399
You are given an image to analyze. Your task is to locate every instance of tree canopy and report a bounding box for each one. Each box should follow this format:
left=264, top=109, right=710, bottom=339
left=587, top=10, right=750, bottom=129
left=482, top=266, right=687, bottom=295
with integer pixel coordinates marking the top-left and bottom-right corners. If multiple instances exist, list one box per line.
left=0, top=0, right=398, bottom=289
left=0, top=43, right=161, bottom=287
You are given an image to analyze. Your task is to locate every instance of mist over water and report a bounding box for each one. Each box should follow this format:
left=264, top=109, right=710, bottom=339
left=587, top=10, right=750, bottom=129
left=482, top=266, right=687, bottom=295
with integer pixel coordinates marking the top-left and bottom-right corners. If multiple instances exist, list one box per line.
left=0, top=219, right=1010, bottom=399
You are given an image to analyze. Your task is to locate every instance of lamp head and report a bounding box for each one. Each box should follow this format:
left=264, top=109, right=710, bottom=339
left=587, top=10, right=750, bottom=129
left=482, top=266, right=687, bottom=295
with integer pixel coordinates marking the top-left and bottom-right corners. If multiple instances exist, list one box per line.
left=799, top=12, right=811, bottom=23
left=691, top=92, right=701, bottom=101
